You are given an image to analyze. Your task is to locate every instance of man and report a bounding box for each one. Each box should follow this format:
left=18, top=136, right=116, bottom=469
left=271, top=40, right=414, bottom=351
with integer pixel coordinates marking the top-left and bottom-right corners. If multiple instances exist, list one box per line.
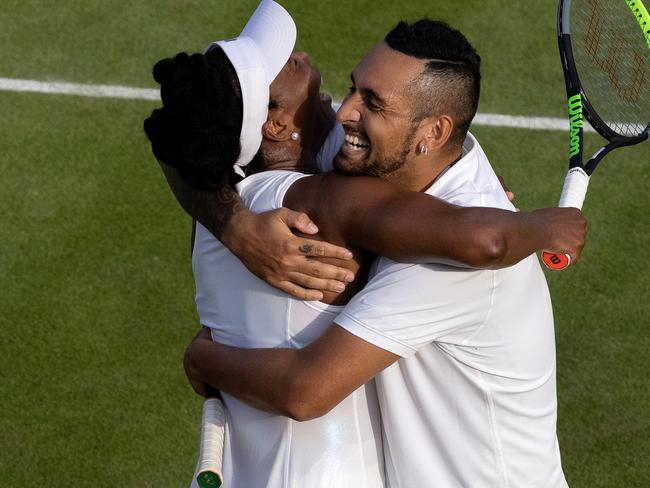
left=185, top=19, right=571, bottom=487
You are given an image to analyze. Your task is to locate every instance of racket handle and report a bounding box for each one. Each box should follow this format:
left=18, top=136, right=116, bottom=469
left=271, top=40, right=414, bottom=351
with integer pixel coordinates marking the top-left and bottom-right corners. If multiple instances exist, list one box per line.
left=557, top=167, right=590, bottom=209
left=542, top=167, right=590, bottom=270
left=196, top=398, right=226, bottom=488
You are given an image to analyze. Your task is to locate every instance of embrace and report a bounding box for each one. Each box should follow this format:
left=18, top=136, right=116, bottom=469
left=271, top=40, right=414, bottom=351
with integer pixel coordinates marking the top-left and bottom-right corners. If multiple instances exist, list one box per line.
left=145, top=1, right=586, bottom=486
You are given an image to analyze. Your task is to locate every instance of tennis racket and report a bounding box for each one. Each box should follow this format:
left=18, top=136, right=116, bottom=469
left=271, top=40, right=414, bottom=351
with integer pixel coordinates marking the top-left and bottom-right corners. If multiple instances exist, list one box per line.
left=542, top=0, right=650, bottom=270
left=195, top=397, right=226, bottom=488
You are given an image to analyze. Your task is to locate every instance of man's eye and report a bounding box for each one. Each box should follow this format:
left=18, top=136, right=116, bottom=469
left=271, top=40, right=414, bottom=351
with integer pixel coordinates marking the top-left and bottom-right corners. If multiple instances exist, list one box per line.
left=364, top=97, right=380, bottom=112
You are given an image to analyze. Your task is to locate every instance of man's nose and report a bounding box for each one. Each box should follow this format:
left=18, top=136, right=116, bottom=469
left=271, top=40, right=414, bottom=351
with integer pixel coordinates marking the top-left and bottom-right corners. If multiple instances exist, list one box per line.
left=337, top=94, right=361, bottom=124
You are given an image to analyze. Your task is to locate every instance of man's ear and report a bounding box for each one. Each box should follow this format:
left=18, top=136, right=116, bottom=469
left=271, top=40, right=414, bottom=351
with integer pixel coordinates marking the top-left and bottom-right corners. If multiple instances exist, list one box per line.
left=262, top=113, right=292, bottom=142
left=417, top=115, right=454, bottom=152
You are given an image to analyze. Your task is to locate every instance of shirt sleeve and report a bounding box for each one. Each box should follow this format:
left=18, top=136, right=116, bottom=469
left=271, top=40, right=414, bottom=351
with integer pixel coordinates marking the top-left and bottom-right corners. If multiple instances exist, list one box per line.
left=336, top=258, right=495, bottom=358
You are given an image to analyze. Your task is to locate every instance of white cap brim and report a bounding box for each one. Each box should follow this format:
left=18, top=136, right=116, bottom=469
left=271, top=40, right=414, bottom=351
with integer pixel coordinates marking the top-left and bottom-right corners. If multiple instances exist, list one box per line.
left=205, top=0, right=296, bottom=170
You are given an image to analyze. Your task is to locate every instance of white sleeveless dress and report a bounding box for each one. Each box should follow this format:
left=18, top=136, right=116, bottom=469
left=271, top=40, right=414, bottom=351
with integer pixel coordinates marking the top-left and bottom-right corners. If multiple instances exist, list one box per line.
left=191, top=170, right=385, bottom=488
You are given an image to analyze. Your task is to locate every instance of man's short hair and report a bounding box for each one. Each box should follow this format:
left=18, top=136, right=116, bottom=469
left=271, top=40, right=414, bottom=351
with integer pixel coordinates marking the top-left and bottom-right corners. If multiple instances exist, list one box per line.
left=385, top=20, right=481, bottom=145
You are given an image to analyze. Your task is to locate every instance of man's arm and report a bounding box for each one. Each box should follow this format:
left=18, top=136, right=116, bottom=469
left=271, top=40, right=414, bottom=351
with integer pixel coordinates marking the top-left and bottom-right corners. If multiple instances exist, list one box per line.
left=159, top=162, right=354, bottom=300
left=286, top=173, right=587, bottom=269
left=184, top=326, right=397, bottom=421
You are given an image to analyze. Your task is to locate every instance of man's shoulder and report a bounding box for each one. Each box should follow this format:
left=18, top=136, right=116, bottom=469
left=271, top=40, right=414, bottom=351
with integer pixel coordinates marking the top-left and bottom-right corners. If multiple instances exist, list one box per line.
left=428, top=133, right=514, bottom=210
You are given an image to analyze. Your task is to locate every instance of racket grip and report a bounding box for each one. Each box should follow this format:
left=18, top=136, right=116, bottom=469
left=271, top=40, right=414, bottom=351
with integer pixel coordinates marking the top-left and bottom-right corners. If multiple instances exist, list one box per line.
left=196, top=398, right=226, bottom=488
left=542, top=167, right=590, bottom=270
left=557, top=167, right=590, bottom=209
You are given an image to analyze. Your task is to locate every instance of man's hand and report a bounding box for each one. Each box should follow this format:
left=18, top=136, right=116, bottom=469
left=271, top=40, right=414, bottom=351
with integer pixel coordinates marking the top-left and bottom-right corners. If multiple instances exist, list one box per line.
left=221, top=208, right=355, bottom=300
left=497, top=175, right=515, bottom=203
left=183, top=323, right=398, bottom=420
left=184, top=328, right=221, bottom=398
left=533, top=207, right=588, bottom=265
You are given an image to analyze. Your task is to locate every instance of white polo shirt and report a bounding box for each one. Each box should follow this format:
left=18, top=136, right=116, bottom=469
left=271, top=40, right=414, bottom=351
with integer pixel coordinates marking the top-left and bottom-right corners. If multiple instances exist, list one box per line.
left=336, top=134, right=568, bottom=488
left=315, top=117, right=344, bottom=172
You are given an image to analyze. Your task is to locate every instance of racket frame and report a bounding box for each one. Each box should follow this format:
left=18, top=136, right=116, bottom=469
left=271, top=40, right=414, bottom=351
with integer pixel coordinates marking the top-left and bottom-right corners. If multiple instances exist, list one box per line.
left=558, top=0, right=649, bottom=177
left=543, top=0, right=649, bottom=270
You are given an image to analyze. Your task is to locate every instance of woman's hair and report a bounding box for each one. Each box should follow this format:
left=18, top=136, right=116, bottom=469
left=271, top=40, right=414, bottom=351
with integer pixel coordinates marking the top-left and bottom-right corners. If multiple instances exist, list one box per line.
left=144, top=47, right=244, bottom=190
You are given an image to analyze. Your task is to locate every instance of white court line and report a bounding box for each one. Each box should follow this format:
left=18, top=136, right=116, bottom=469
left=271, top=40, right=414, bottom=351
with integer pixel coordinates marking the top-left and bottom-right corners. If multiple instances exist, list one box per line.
left=0, top=76, right=593, bottom=132
left=0, top=77, right=159, bottom=101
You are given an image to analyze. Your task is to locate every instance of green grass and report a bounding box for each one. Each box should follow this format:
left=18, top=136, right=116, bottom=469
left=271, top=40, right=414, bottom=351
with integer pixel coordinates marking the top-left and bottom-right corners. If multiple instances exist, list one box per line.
left=0, top=92, right=200, bottom=485
left=0, top=1, right=648, bottom=486
left=0, top=0, right=566, bottom=115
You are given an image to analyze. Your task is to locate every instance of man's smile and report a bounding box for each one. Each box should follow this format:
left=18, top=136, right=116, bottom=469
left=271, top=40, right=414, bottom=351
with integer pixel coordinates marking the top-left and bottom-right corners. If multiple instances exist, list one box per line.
left=342, top=132, right=370, bottom=158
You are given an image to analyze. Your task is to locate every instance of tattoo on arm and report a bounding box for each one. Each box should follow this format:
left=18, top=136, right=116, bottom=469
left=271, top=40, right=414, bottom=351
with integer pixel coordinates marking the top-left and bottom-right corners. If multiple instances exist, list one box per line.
left=158, top=159, right=245, bottom=241
left=202, top=184, right=246, bottom=240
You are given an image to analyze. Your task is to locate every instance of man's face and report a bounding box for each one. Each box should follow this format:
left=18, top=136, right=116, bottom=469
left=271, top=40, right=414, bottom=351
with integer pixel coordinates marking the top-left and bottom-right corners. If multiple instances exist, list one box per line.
left=334, top=42, right=426, bottom=178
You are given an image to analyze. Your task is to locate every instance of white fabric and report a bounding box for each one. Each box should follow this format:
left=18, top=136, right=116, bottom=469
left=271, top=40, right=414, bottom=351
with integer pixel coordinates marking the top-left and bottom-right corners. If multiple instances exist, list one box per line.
left=215, top=38, right=272, bottom=169
left=191, top=170, right=385, bottom=488
left=196, top=398, right=226, bottom=481
left=315, top=119, right=344, bottom=172
left=337, top=134, right=568, bottom=488
left=206, top=0, right=297, bottom=168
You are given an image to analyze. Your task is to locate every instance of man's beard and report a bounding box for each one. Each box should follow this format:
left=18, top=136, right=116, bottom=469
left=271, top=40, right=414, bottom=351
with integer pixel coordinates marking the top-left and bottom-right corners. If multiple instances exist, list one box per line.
left=334, top=124, right=417, bottom=179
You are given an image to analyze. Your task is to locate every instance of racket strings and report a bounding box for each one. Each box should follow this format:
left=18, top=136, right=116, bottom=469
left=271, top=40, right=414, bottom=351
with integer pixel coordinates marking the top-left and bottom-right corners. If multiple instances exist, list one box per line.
left=572, top=0, right=650, bottom=137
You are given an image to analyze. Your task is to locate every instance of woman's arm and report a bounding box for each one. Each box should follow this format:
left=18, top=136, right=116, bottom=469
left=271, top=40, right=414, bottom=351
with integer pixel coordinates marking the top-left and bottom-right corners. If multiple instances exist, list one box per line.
left=286, top=173, right=587, bottom=269
left=158, top=161, right=355, bottom=299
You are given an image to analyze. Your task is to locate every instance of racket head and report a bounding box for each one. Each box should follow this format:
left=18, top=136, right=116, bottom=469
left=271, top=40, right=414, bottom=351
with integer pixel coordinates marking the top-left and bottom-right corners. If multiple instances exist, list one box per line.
left=559, top=0, right=650, bottom=145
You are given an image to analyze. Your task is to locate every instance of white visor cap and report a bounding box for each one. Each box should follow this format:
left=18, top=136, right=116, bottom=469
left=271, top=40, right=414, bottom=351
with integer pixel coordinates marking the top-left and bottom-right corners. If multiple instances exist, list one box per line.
left=205, top=0, right=296, bottom=170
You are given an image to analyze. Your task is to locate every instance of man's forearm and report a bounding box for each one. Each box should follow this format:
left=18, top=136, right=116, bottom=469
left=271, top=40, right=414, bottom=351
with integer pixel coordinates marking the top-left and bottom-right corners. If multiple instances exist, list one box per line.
left=185, top=326, right=397, bottom=421
left=184, top=335, right=302, bottom=418
left=159, top=160, right=246, bottom=240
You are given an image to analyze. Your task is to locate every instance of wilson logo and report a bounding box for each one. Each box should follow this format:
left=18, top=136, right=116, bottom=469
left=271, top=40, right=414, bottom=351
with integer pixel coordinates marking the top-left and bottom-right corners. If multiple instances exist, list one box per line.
left=588, top=0, right=647, bottom=102
left=567, top=94, right=583, bottom=158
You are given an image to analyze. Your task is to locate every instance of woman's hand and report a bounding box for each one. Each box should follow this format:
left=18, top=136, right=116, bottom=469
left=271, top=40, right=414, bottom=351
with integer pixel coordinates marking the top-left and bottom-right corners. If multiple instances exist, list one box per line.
left=222, top=208, right=355, bottom=300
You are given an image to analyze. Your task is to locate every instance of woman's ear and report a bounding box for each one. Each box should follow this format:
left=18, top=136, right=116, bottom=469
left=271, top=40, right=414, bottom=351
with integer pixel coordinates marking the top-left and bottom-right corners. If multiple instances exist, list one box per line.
left=262, top=113, right=292, bottom=142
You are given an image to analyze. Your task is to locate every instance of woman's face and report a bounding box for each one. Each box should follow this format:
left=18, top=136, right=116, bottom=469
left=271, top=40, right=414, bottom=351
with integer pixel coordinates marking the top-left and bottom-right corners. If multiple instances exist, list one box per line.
left=268, top=52, right=336, bottom=150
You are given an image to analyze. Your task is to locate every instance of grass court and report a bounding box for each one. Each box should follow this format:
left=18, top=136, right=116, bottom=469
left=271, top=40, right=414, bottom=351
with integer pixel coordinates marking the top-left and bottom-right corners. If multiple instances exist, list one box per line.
left=0, top=1, right=648, bottom=486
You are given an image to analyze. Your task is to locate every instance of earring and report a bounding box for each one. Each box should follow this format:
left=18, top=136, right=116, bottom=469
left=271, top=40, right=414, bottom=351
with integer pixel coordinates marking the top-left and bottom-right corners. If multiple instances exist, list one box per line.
left=290, top=131, right=300, bottom=141
left=419, top=144, right=428, bottom=155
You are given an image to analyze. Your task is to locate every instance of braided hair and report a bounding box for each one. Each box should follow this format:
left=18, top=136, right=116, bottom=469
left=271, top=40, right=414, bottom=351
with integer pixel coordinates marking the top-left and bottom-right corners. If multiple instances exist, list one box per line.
left=144, top=47, right=244, bottom=190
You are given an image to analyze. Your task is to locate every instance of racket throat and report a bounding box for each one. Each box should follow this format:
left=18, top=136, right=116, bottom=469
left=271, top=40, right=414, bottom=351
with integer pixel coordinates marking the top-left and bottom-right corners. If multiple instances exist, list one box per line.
left=584, top=132, right=649, bottom=174
left=567, top=93, right=584, bottom=164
